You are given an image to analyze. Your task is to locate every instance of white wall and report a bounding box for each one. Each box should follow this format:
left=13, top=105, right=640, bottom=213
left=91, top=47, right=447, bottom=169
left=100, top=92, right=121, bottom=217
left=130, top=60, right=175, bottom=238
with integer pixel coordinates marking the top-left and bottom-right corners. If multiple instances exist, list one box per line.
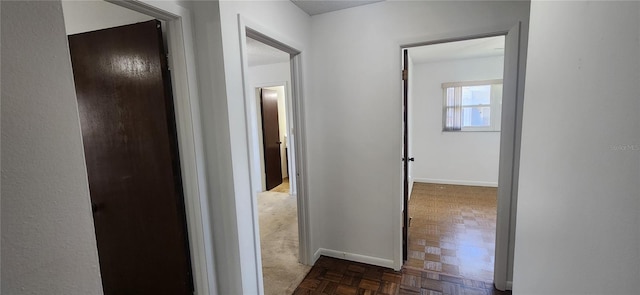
left=1, top=1, right=104, bottom=294
left=308, top=1, right=529, bottom=271
left=410, top=56, right=503, bottom=187
left=513, top=1, right=640, bottom=294
left=61, top=0, right=153, bottom=35
left=247, top=62, right=294, bottom=193
left=191, top=1, right=311, bottom=293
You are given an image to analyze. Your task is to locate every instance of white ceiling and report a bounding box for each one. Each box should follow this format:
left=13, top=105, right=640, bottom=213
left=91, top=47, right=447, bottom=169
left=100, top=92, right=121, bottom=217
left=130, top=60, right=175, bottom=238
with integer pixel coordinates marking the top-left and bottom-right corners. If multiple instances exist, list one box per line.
left=291, top=0, right=385, bottom=16
left=408, top=36, right=505, bottom=64
left=246, top=37, right=290, bottom=67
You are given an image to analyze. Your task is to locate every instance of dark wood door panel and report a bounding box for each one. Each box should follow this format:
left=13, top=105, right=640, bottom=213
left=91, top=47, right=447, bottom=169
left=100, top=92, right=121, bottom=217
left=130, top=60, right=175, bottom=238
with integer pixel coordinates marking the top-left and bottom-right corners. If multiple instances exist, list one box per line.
left=68, top=20, right=193, bottom=295
left=260, top=88, right=283, bottom=191
left=403, top=49, right=409, bottom=262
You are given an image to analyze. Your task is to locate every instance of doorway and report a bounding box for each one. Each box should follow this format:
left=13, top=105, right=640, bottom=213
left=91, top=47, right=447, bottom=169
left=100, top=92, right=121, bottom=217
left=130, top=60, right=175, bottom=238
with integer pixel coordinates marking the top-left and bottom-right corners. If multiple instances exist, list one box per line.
left=401, top=25, right=522, bottom=291
left=405, top=35, right=505, bottom=284
left=242, top=32, right=309, bottom=294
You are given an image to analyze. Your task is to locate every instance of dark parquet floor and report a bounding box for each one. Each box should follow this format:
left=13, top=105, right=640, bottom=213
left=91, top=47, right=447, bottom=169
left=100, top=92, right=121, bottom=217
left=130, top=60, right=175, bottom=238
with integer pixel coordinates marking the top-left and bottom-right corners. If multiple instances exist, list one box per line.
left=294, top=183, right=508, bottom=295
left=293, top=256, right=510, bottom=295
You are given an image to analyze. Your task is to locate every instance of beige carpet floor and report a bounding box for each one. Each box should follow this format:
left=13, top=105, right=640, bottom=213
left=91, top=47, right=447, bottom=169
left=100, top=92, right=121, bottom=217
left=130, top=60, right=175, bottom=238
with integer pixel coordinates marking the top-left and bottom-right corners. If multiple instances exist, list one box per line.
left=258, top=189, right=311, bottom=295
left=270, top=177, right=290, bottom=193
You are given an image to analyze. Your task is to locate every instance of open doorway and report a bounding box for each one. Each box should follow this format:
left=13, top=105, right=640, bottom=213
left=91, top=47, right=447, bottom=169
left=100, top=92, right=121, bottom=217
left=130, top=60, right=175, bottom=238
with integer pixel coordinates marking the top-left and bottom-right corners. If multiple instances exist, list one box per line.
left=244, top=36, right=310, bottom=294
left=406, top=35, right=505, bottom=284
left=402, top=27, right=521, bottom=291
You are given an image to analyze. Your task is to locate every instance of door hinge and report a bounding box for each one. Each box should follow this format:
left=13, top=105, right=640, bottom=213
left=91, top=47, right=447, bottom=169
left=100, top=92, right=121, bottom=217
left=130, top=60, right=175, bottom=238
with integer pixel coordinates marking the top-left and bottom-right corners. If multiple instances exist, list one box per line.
left=402, top=69, right=408, bottom=81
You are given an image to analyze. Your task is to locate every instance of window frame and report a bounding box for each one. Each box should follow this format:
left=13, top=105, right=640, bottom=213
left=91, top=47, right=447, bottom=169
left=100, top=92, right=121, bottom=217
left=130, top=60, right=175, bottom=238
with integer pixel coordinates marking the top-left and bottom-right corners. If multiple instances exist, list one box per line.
left=442, top=79, right=503, bottom=132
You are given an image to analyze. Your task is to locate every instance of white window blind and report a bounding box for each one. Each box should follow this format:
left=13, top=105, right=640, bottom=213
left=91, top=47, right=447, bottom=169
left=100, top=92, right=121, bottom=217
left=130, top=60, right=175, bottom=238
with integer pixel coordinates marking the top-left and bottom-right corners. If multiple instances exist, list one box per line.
left=442, top=79, right=503, bottom=132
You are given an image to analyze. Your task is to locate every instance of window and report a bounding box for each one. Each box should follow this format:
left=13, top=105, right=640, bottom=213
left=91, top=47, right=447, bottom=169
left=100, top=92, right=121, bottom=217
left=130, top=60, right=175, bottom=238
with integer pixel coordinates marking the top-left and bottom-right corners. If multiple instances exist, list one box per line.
left=442, top=79, right=503, bottom=132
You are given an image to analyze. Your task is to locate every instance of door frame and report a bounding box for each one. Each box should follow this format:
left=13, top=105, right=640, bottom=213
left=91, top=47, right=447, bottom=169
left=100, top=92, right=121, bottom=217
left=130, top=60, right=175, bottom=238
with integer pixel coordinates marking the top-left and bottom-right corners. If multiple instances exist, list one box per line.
left=238, top=15, right=311, bottom=294
left=254, top=82, right=294, bottom=194
left=103, top=1, right=216, bottom=294
left=399, top=22, right=525, bottom=291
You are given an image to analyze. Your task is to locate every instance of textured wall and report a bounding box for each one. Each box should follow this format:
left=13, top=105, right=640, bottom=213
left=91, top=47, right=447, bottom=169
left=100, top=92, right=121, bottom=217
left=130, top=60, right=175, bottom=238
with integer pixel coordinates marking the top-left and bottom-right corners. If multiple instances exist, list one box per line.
left=61, top=0, right=153, bottom=35
left=514, top=1, right=640, bottom=294
left=1, top=1, right=103, bottom=294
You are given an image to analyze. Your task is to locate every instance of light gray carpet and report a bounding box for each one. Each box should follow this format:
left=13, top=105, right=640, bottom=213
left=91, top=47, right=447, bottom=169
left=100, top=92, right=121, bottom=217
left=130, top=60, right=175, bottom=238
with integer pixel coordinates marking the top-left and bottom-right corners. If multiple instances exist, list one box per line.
left=258, top=191, right=311, bottom=295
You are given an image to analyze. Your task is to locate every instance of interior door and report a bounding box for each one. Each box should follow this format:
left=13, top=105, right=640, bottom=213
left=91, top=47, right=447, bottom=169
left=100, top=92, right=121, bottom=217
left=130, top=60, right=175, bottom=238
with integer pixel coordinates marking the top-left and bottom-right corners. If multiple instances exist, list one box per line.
left=402, top=49, right=410, bottom=261
left=261, top=88, right=284, bottom=191
left=68, top=20, right=193, bottom=294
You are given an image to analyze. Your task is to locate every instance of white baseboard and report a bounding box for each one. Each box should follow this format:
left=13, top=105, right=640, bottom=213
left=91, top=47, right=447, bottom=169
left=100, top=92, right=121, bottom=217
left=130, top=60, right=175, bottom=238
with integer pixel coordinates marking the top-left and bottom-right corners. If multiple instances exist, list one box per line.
left=313, top=248, right=395, bottom=269
left=413, top=178, right=498, bottom=188
left=506, top=281, right=513, bottom=290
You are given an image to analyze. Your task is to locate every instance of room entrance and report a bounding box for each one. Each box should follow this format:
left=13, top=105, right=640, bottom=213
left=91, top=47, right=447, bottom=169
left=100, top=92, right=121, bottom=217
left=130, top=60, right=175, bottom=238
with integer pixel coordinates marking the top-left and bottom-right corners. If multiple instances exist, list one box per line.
left=404, top=35, right=505, bottom=283
left=401, top=24, right=523, bottom=291
left=241, top=28, right=310, bottom=294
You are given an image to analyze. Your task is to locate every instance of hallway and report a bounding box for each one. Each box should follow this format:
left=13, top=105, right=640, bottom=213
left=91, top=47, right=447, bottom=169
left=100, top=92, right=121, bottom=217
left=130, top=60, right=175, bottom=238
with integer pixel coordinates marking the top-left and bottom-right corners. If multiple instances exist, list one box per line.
left=258, top=180, right=310, bottom=294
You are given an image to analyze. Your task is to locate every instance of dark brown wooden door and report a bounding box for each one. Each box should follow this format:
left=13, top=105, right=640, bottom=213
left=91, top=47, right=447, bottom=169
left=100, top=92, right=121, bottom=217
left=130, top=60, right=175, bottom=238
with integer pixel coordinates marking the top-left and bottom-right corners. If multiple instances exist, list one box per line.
left=402, top=49, right=409, bottom=261
left=260, top=88, right=283, bottom=191
left=68, top=20, right=193, bottom=295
